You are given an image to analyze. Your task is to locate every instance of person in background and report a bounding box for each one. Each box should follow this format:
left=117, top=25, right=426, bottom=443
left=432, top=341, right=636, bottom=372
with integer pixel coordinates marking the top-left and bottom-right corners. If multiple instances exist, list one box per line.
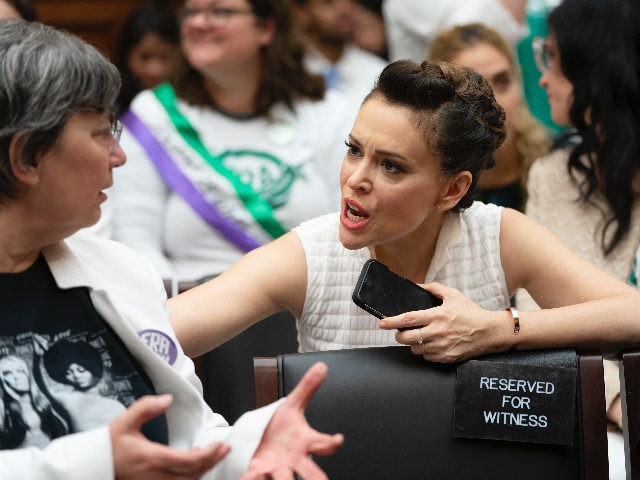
left=115, top=2, right=181, bottom=112
left=87, top=3, right=181, bottom=239
left=112, top=0, right=352, bottom=282
left=516, top=0, right=640, bottom=477
left=0, top=19, right=342, bottom=479
left=0, top=0, right=36, bottom=20
left=168, top=60, right=640, bottom=382
left=351, top=0, right=387, bottom=60
left=429, top=23, right=549, bottom=211
left=382, top=0, right=527, bottom=63
left=292, top=0, right=387, bottom=118
left=516, top=0, right=563, bottom=134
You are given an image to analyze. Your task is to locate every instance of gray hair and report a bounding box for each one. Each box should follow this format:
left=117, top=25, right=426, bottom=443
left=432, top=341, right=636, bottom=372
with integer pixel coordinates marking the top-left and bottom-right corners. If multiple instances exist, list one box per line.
left=0, top=20, right=121, bottom=200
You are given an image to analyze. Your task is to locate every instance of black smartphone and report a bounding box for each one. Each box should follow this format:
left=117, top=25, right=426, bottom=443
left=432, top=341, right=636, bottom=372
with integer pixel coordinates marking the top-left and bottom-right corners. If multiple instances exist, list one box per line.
left=352, top=259, right=442, bottom=330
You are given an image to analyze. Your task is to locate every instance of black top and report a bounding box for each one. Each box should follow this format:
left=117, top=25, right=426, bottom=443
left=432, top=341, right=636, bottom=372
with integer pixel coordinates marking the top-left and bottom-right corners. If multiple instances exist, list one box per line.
left=0, top=255, right=168, bottom=449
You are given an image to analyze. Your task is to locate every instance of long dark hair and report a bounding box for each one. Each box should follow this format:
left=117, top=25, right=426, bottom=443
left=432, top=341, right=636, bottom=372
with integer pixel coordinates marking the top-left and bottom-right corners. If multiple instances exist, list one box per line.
left=548, top=0, right=640, bottom=254
left=175, top=0, right=324, bottom=113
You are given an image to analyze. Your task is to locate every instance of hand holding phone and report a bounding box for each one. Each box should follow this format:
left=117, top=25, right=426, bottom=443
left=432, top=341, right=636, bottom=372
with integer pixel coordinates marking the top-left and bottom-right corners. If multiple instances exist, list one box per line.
left=352, top=259, right=442, bottom=330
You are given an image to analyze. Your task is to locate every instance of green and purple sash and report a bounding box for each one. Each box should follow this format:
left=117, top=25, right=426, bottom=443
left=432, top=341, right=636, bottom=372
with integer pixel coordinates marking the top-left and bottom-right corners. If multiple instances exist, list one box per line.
left=121, top=83, right=287, bottom=252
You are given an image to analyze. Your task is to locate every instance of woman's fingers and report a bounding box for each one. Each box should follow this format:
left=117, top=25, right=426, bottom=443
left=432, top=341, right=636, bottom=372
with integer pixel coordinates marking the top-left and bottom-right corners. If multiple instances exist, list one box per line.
left=284, top=362, right=328, bottom=410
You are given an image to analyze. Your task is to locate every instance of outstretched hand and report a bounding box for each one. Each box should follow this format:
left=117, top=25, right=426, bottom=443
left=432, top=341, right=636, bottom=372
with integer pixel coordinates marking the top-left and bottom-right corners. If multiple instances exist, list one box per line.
left=378, top=282, right=508, bottom=363
left=241, top=362, right=344, bottom=480
left=110, top=395, right=230, bottom=480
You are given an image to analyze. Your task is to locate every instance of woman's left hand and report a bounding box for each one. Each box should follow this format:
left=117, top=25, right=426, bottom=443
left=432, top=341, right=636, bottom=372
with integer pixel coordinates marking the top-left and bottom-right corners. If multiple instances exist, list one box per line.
left=240, top=362, right=344, bottom=480
left=378, top=282, right=509, bottom=363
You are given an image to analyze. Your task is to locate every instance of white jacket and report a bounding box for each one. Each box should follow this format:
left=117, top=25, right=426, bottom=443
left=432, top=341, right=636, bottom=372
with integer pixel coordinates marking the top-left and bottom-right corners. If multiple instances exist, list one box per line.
left=0, top=232, right=279, bottom=480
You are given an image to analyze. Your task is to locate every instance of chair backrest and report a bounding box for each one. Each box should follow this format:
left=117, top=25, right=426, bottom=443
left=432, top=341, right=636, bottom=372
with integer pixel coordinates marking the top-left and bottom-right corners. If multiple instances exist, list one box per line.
left=621, top=350, right=640, bottom=479
left=165, top=278, right=299, bottom=424
left=254, top=346, right=610, bottom=480
left=199, top=310, right=298, bottom=424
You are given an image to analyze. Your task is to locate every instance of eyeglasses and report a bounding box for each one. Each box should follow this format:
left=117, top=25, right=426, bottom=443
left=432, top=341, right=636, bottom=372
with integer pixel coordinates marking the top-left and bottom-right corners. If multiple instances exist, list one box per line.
left=107, top=120, right=123, bottom=154
left=532, top=37, right=549, bottom=73
left=179, top=5, right=254, bottom=25
left=111, top=120, right=123, bottom=143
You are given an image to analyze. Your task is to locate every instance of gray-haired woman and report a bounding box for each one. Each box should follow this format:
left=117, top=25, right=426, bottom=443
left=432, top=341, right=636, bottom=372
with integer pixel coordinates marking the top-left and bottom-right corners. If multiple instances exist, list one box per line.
left=0, top=19, right=341, bottom=480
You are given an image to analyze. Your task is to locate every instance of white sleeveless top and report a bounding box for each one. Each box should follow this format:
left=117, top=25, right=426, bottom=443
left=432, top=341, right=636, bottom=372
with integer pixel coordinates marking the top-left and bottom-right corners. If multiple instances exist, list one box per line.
left=293, top=202, right=510, bottom=352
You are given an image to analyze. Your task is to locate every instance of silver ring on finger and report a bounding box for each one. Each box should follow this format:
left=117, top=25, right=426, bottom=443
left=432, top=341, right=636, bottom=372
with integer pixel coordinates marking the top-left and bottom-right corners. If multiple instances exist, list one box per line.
left=417, top=328, right=424, bottom=345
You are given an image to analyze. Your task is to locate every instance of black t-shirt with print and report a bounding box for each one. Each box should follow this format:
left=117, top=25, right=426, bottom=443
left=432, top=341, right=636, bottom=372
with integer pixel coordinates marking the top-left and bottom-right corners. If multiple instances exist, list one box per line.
left=0, top=255, right=168, bottom=449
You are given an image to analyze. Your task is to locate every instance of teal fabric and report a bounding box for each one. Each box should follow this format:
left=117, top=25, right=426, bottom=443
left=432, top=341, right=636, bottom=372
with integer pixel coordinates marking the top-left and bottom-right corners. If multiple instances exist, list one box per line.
left=630, top=254, right=638, bottom=287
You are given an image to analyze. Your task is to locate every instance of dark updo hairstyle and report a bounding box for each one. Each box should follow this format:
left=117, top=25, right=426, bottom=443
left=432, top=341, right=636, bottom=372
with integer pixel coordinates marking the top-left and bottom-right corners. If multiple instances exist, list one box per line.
left=366, top=60, right=506, bottom=211
left=548, top=0, right=640, bottom=255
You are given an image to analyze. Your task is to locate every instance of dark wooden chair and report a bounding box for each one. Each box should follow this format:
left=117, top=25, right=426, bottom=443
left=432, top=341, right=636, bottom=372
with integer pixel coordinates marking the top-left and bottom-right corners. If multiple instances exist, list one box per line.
left=254, top=346, right=611, bottom=480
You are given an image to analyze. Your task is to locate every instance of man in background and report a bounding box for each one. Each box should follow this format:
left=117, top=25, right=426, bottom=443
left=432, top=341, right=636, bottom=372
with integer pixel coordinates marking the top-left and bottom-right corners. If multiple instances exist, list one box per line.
left=293, top=0, right=387, bottom=119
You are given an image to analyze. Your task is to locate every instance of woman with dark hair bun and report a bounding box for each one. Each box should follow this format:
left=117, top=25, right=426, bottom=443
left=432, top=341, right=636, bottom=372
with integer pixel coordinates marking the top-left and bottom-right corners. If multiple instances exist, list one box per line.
left=170, top=59, right=640, bottom=369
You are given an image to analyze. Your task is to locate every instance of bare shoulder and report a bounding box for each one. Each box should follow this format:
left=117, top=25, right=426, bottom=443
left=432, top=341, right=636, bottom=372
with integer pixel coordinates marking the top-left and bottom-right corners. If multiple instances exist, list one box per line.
left=500, top=207, right=562, bottom=242
left=499, top=207, right=574, bottom=293
left=499, top=207, right=634, bottom=307
left=239, top=232, right=306, bottom=278
left=499, top=207, right=547, bottom=244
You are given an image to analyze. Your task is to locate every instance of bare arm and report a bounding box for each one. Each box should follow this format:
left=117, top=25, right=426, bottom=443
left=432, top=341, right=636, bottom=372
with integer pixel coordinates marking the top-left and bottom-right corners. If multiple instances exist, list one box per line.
left=380, top=208, right=640, bottom=361
left=168, top=232, right=308, bottom=358
left=501, top=208, right=640, bottom=353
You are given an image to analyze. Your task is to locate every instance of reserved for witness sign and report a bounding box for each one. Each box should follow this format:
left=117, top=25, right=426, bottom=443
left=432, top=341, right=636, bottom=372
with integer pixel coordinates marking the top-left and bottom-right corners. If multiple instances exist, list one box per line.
left=453, top=360, right=577, bottom=445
